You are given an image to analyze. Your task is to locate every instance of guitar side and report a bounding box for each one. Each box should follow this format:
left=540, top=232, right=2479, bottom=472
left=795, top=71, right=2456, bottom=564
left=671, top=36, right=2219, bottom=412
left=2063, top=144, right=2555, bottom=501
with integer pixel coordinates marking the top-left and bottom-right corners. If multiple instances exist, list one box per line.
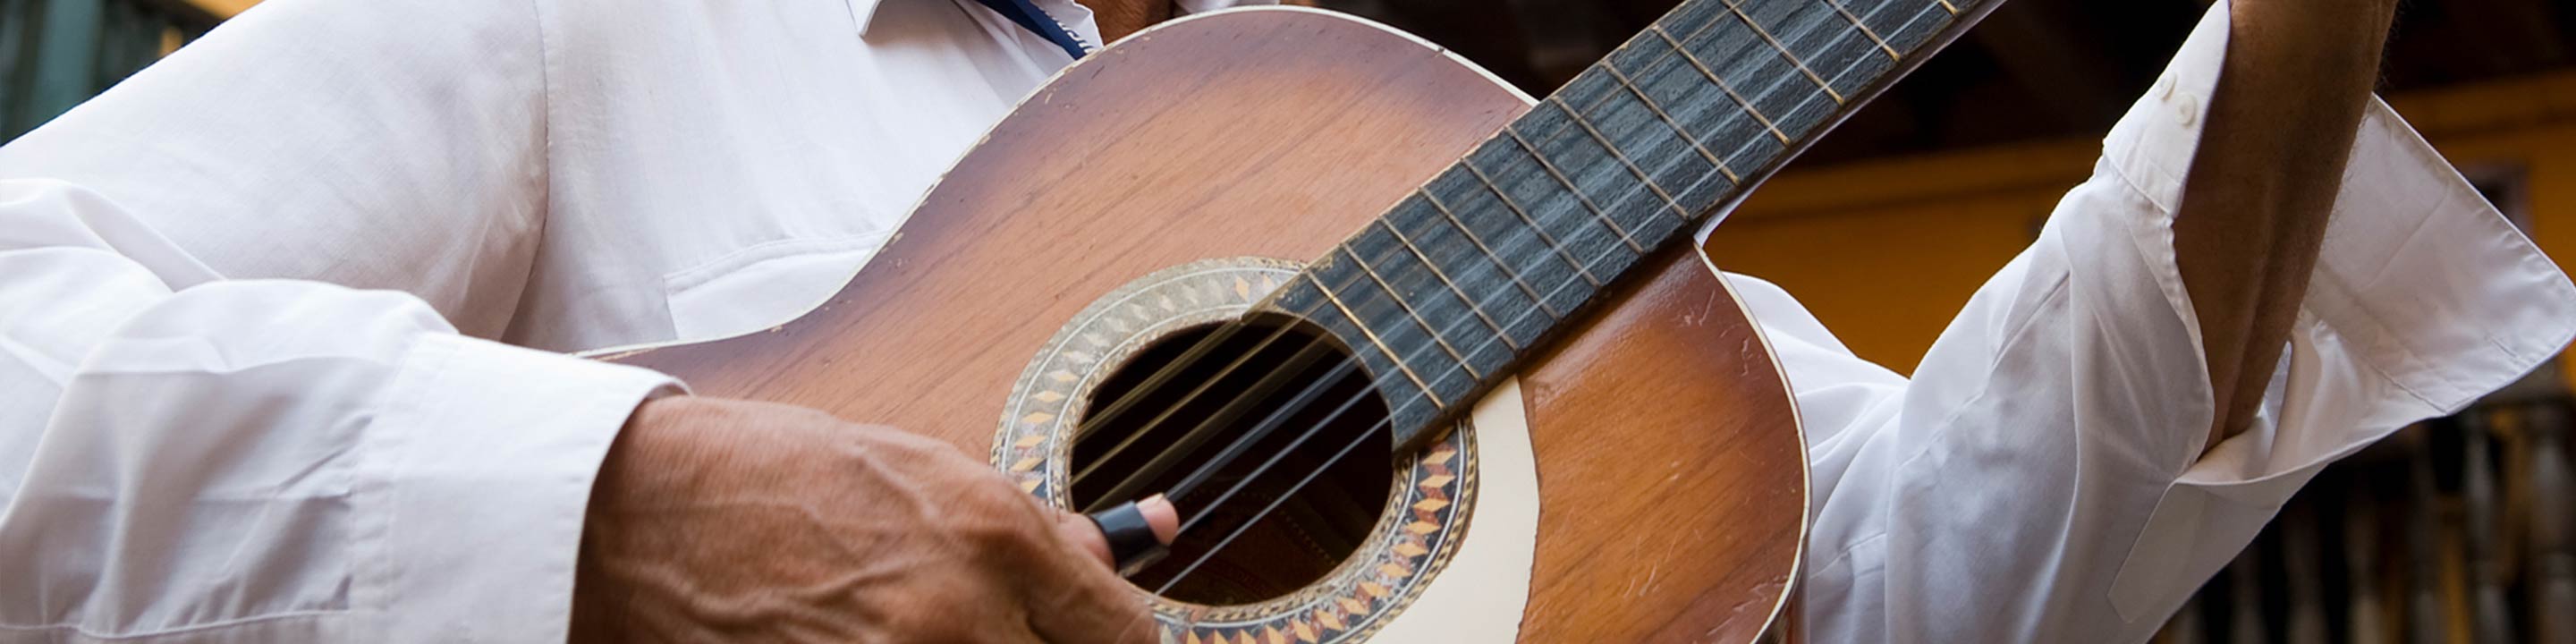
left=606, top=7, right=1807, bottom=640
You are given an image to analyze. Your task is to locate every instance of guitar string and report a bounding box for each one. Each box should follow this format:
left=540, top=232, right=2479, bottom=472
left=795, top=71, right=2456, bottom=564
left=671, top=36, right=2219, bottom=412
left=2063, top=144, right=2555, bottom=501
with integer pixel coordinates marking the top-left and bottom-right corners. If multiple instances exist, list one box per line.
left=1068, top=0, right=1891, bottom=506
left=1156, top=4, right=1946, bottom=592
left=1123, top=0, right=1939, bottom=524
left=1061, top=0, right=1775, bottom=501
left=1149, top=1, right=1951, bottom=594
left=1078, top=340, right=1363, bottom=506
left=1136, top=0, right=1936, bottom=518
left=1069, top=328, right=1337, bottom=491
left=1156, top=0, right=1944, bottom=528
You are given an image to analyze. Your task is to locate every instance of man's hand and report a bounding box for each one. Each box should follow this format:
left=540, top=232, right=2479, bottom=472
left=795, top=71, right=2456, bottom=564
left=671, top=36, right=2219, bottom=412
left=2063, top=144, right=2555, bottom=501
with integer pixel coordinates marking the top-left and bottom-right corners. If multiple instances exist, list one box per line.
left=569, top=397, right=1177, bottom=642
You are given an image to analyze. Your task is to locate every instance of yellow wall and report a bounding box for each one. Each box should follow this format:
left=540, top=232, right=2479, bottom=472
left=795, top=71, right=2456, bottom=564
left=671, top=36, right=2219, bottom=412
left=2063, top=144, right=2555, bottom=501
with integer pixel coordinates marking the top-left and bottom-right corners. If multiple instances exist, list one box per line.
left=1704, top=71, right=2576, bottom=379
left=185, top=0, right=255, bottom=19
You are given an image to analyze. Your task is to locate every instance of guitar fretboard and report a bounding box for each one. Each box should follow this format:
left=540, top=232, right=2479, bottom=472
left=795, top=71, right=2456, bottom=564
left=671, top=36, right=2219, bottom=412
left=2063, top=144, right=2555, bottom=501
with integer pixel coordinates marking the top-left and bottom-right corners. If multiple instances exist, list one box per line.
left=1267, top=0, right=1996, bottom=447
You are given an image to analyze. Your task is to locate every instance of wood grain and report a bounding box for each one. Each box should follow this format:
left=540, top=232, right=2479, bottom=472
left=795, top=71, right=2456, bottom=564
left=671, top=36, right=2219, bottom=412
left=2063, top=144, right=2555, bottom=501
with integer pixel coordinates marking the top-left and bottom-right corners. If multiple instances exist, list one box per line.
left=612, top=9, right=1527, bottom=451
left=612, top=8, right=1806, bottom=640
left=1518, top=247, right=1807, bottom=642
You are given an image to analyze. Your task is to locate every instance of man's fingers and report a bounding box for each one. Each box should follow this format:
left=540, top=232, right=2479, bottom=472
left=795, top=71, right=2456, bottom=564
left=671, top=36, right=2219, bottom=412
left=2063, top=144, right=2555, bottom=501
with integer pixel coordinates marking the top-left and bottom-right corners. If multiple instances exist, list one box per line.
left=1055, top=494, right=1182, bottom=567
left=1026, top=495, right=1182, bottom=643
left=1022, top=523, right=1162, bottom=644
left=1138, top=495, right=1179, bottom=545
left=1055, top=511, right=1115, bottom=565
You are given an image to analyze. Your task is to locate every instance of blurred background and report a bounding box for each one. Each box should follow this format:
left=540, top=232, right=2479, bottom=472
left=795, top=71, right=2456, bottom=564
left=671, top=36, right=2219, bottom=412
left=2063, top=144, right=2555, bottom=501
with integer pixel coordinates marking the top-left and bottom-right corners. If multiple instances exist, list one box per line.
left=6, top=0, right=2573, bottom=641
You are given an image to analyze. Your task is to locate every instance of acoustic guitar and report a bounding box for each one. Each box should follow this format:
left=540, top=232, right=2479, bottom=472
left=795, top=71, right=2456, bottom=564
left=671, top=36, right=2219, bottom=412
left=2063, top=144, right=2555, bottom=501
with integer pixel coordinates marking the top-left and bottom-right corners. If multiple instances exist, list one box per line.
left=606, top=0, right=1999, bottom=640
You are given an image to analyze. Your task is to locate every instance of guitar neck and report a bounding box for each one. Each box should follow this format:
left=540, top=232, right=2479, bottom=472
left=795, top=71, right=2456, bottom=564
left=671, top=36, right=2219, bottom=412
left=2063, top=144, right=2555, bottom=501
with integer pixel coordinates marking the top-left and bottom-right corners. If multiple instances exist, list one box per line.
left=1267, top=0, right=2001, bottom=449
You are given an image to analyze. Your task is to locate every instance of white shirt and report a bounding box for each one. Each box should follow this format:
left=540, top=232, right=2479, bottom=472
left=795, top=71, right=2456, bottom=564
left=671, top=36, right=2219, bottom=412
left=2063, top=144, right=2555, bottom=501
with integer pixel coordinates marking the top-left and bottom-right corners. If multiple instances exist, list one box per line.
left=0, top=0, right=2566, bottom=641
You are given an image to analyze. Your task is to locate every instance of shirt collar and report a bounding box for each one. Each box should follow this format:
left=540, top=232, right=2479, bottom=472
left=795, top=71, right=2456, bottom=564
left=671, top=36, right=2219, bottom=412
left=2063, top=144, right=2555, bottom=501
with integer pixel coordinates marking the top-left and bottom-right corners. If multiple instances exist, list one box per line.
left=850, top=0, right=1276, bottom=38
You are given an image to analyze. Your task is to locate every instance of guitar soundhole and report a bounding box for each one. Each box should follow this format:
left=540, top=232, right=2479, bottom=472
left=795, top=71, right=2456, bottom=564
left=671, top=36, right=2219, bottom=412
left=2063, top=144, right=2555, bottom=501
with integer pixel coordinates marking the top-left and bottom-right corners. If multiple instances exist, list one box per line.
left=1072, top=315, right=1395, bottom=606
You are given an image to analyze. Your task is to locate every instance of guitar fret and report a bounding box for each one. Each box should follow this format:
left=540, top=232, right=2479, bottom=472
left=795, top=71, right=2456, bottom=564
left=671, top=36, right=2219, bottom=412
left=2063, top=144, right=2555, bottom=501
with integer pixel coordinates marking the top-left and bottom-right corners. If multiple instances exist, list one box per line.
left=1525, top=0, right=1931, bottom=156
left=1654, top=0, right=1731, bottom=36
left=1601, top=42, right=1750, bottom=214
left=1415, top=189, right=1569, bottom=319
left=1597, top=61, right=1739, bottom=183
left=1238, top=0, right=1991, bottom=452
left=1515, top=3, right=1732, bottom=149
left=1648, top=24, right=1792, bottom=146
left=1610, top=28, right=1774, bottom=188
left=1340, top=246, right=1483, bottom=379
left=1825, top=0, right=1902, bottom=61
left=1376, top=219, right=1522, bottom=352
left=1304, top=273, right=1445, bottom=408
left=1546, top=97, right=1691, bottom=224
left=1718, top=0, right=1845, bottom=105
left=1847, top=0, right=1945, bottom=45
left=1471, top=75, right=1679, bottom=253
left=1462, top=163, right=1617, bottom=296
left=1499, top=122, right=1649, bottom=258
left=1452, top=138, right=1636, bottom=306
left=1894, top=0, right=1958, bottom=50
left=1518, top=2, right=1755, bottom=158
left=1453, top=153, right=1611, bottom=288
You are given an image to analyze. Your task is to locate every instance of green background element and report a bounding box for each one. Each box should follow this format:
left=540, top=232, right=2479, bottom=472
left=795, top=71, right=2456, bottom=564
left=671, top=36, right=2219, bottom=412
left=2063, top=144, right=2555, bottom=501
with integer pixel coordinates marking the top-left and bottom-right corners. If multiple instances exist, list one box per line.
left=1, top=0, right=216, bottom=142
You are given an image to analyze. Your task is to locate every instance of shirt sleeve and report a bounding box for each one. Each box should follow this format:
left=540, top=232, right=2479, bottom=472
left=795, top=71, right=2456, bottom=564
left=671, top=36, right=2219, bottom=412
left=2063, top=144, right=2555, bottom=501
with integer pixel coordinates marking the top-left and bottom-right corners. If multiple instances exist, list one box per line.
left=1767, top=4, right=2576, bottom=642
left=0, top=2, right=682, bottom=642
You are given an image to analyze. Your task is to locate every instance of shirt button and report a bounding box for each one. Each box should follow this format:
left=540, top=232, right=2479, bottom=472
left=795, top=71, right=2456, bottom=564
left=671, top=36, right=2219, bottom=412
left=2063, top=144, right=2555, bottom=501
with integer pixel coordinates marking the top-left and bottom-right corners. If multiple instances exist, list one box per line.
left=2174, top=93, right=2199, bottom=127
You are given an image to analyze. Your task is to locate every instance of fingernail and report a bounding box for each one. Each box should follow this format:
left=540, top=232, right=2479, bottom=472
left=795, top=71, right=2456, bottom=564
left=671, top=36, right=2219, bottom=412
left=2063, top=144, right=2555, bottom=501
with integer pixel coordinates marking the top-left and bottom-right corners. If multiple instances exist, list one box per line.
left=1140, top=494, right=1180, bottom=545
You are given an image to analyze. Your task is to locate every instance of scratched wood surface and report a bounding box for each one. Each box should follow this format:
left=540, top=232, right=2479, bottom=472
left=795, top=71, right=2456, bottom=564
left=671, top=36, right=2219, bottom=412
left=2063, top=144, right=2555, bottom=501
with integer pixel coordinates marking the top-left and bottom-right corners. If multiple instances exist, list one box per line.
left=1518, top=246, right=1807, bottom=641
left=611, top=8, right=1805, bottom=640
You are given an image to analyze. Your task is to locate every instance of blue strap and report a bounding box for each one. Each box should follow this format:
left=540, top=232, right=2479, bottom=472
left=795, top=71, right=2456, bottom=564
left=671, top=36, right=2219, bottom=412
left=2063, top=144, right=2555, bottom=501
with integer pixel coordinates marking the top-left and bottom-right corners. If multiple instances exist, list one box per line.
left=974, top=0, right=1089, bottom=60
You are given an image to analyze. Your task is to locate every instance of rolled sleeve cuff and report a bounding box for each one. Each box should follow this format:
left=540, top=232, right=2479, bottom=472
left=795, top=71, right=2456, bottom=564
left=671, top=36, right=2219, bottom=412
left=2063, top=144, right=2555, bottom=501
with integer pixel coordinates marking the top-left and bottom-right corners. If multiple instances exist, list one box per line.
left=2101, top=3, right=2576, bottom=622
left=2178, top=100, right=2576, bottom=492
left=356, top=334, right=682, bottom=643
left=2104, top=5, right=2576, bottom=492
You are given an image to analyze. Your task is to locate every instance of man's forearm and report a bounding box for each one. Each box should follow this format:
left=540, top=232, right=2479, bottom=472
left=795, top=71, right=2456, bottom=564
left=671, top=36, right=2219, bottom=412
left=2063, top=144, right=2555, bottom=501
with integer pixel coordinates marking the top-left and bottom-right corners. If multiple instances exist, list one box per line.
left=2174, top=0, right=2400, bottom=452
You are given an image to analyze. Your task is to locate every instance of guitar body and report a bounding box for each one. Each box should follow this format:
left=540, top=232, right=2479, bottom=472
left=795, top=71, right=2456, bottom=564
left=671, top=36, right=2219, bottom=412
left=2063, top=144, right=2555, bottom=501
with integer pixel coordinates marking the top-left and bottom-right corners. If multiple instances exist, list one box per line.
left=610, top=7, right=1807, bottom=641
